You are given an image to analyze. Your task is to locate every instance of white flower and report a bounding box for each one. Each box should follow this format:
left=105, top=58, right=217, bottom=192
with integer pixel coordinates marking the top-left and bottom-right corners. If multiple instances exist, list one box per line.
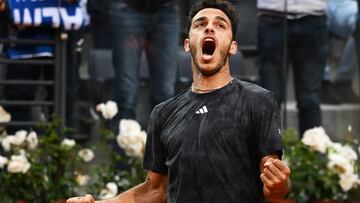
left=140, top=130, right=147, bottom=142
left=61, top=138, right=76, bottom=148
left=78, top=148, right=95, bottom=162
left=96, top=100, right=118, bottom=119
left=117, top=120, right=146, bottom=158
left=119, top=119, right=141, bottom=134
left=0, top=105, right=11, bottom=123
left=7, top=151, right=31, bottom=174
left=44, top=175, right=49, bottom=182
left=125, top=143, right=143, bottom=158
left=1, top=136, right=14, bottom=151
left=330, top=143, right=358, bottom=161
left=0, top=155, right=8, bottom=168
left=75, top=173, right=91, bottom=186
left=12, top=130, right=27, bottom=146
left=339, top=172, right=359, bottom=192
left=98, top=182, right=118, bottom=200
left=26, top=131, right=38, bottom=149
left=302, top=127, right=332, bottom=153
left=114, top=175, right=120, bottom=181
left=117, top=129, right=146, bottom=158
left=118, top=179, right=130, bottom=188
left=0, top=132, right=6, bottom=143
left=327, top=153, right=354, bottom=174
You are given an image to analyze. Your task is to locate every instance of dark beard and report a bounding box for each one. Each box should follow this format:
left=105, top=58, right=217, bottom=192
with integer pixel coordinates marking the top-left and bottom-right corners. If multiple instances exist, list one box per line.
left=190, top=42, right=231, bottom=76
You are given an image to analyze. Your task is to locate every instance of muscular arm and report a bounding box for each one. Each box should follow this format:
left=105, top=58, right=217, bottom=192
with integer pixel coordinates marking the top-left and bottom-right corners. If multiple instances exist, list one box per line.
left=260, top=155, right=291, bottom=202
left=67, top=171, right=168, bottom=203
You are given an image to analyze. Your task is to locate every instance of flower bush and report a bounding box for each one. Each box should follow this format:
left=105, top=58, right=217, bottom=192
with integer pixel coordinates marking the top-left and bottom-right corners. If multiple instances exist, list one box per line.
left=0, top=118, right=95, bottom=203
left=283, top=127, right=360, bottom=202
left=0, top=101, right=147, bottom=202
left=89, top=101, right=147, bottom=200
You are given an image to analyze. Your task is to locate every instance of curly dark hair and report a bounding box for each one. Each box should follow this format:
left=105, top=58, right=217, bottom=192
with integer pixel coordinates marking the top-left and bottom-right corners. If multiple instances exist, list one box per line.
left=186, top=0, right=239, bottom=39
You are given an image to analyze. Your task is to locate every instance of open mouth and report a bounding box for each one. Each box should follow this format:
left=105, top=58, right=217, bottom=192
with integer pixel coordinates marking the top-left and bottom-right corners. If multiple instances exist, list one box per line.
left=202, top=38, right=216, bottom=56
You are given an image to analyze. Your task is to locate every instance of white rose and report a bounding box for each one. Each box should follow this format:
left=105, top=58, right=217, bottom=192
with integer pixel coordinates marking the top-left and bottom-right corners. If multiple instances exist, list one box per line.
left=26, top=131, right=38, bottom=149
left=327, top=153, right=354, bottom=174
left=98, top=182, right=118, bottom=200
left=339, top=172, right=359, bottom=191
left=128, top=143, right=144, bottom=158
left=117, top=131, right=146, bottom=158
left=330, top=143, right=358, bottom=161
left=61, top=138, right=76, bottom=148
left=75, top=174, right=90, bottom=186
left=139, top=130, right=147, bottom=144
left=119, top=119, right=141, bottom=134
left=302, top=127, right=332, bottom=153
left=0, top=155, right=8, bottom=168
left=117, top=132, right=135, bottom=150
left=96, top=101, right=118, bottom=119
left=78, top=148, right=95, bottom=162
left=7, top=152, right=31, bottom=174
left=12, top=130, right=27, bottom=146
left=0, top=106, right=11, bottom=123
left=1, top=136, right=14, bottom=151
left=116, top=120, right=146, bottom=158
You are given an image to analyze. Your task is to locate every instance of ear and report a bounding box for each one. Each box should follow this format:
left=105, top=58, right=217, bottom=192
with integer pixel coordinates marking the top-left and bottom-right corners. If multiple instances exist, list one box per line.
left=229, top=40, right=238, bottom=55
left=184, top=38, right=190, bottom=53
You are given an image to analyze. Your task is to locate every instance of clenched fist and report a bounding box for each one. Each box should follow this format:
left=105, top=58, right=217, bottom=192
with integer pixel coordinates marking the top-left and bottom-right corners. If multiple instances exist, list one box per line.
left=260, top=158, right=291, bottom=200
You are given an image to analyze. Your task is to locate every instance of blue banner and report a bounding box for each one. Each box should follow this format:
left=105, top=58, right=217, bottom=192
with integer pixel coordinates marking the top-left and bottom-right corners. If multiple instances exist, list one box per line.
left=7, top=0, right=89, bottom=30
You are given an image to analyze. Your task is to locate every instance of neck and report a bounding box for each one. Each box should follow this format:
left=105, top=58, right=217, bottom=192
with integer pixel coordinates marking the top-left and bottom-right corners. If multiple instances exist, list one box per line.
left=191, top=65, right=233, bottom=94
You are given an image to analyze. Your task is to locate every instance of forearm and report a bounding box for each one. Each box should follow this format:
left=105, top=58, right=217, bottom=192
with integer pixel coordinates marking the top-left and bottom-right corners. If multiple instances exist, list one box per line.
left=97, top=182, right=166, bottom=203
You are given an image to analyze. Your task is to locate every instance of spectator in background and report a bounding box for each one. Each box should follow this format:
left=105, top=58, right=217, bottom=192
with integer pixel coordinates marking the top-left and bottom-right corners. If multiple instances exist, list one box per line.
left=87, top=0, right=112, bottom=50
left=257, top=0, right=328, bottom=135
left=109, top=0, right=179, bottom=128
left=87, top=0, right=113, bottom=106
left=322, top=0, right=359, bottom=104
left=0, top=0, right=88, bottom=133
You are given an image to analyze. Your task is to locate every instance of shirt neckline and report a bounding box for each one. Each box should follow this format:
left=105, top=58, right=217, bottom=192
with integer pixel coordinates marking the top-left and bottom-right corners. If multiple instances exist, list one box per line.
left=188, top=78, right=237, bottom=99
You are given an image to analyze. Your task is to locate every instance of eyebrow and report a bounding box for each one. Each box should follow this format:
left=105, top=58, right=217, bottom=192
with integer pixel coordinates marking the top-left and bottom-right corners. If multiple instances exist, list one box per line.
left=215, top=16, right=230, bottom=25
left=192, top=15, right=230, bottom=26
left=192, top=16, right=207, bottom=25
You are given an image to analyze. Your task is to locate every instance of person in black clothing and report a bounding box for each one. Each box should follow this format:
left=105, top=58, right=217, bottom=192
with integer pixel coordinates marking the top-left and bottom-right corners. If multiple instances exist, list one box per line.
left=67, top=1, right=291, bottom=202
left=109, top=0, right=179, bottom=126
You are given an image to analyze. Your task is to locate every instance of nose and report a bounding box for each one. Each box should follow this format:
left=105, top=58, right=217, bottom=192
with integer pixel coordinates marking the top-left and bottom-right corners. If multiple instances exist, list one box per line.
left=204, top=25, right=215, bottom=35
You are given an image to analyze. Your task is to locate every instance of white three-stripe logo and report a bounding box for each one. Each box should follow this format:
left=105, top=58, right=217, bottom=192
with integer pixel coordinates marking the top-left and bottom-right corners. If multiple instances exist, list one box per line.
left=196, top=106, right=208, bottom=114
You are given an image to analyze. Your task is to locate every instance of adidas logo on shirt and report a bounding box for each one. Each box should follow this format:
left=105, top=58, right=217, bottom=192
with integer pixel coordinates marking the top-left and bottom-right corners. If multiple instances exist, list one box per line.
left=196, top=106, right=208, bottom=114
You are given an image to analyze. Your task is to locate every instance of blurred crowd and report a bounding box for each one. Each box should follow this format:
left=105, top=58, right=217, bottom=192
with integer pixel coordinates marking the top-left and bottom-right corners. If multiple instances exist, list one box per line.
left=0, top=0, right=359, bottom=136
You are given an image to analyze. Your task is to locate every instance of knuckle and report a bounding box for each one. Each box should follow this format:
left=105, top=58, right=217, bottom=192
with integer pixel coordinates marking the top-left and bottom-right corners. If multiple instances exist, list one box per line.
left=279, top=174, right=286, bottom=181
left=274, top=179, right=281, bottom=185
left=267, top=182, right=274, bottom=188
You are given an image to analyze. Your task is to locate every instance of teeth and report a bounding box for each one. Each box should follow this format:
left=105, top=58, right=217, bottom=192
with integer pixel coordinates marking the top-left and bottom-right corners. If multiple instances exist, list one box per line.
left=204, top=38, right=214, bottom=42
